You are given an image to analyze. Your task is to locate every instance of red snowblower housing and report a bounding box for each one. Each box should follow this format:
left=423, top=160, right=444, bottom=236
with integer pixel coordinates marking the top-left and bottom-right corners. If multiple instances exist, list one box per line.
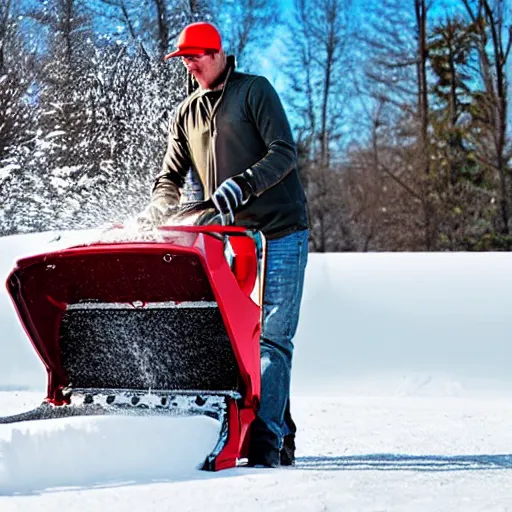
left=3, top=225, right=264, bottom=471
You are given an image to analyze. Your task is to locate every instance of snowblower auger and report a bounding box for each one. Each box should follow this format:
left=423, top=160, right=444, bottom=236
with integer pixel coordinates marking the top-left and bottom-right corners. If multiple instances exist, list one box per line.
left=1, top=225, right=265, bottom=471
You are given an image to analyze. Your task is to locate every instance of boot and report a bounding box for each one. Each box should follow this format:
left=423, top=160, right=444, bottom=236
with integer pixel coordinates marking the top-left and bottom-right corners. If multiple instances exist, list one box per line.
left=247, top=417, right=280, bottom=468
left=280, top=399, right=296, bottom=466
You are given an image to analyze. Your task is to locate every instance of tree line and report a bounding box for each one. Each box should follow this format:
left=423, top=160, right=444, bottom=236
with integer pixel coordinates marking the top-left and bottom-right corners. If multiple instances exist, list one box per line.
left=0, top=0, right=510, bottom=251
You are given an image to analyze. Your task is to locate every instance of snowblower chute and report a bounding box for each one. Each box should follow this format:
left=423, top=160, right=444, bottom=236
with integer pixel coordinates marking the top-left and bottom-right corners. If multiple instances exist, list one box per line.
left=2, top=225, right=264, bottom=470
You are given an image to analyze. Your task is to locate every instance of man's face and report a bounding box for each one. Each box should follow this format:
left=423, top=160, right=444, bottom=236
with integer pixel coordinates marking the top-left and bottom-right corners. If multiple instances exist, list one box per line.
left=181, top=52, right=223, bottom=88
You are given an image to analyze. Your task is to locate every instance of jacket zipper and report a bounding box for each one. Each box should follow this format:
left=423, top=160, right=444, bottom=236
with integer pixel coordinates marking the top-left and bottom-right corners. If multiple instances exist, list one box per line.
left=206, top=64, right=234, bottom=197
left=211, top=123, right=218, bottom=192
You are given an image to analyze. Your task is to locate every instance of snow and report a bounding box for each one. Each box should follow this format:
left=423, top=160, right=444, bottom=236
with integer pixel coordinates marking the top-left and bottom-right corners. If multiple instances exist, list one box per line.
left=49, top=176, right=69, bottom=193
left=52, top=166, right=81, bottom=178
left=295, top=251, right=512, bottom=397
left=0, top=163, right=21, bottom=181
left=1, top=393, right=512, bottom=510
left=0, top=231, right=512, bottom=510
left=44, top=131, right=67, bottom=139
left=0, top=399, right=221, bottom=495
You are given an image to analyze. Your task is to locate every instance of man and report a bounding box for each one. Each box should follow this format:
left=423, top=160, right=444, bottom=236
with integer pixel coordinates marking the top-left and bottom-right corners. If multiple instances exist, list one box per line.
left=144, top=22, right=309, bottom=468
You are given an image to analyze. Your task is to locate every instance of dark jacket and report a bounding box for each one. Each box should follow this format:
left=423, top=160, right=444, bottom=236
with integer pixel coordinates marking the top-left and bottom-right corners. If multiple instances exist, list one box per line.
left=151, top=56, right=308, bottom=239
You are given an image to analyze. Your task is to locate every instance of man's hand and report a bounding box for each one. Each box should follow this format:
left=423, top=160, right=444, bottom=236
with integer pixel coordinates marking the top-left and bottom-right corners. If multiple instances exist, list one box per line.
left=136, top=203, right=179, bottom=229
left=211, top=176, right=252, bottom=225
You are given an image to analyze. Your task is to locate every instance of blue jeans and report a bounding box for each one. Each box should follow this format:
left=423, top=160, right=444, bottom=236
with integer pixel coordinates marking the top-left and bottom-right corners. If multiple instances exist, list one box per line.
left=257, top=229, right=309, bottom=450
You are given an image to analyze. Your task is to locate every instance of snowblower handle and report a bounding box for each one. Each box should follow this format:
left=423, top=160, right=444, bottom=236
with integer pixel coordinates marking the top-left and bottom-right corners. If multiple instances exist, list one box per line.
left=177, top=199, right=234, bottom=227
left=178, top=199, right=215, bottom=215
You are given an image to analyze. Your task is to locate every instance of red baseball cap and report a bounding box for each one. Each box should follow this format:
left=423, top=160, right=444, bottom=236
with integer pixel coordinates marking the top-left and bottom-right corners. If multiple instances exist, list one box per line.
left=164, top=22, right=222, bottom=60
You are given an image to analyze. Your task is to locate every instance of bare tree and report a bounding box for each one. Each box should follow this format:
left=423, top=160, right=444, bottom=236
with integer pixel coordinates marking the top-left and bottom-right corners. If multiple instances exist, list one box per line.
left=342, top=95, right=428, bottom=251
left=284, top=0, right=355, bottom=252
left=91, top=0, right=210, bottom=60
left=415, top=0, right=438, bottom=249
left=462, top=0, right=511, bottom=235
left=0, top=1, right=41, bottom=236
left=356, top=0, right=441, bottom=249
left=153, top=0, right=172, bottom=57
left=211, top=0, right=280, bottom=70
left=0, top=0, right=13, bottom=71
left=91, top=0, right=146, bottom=53
left=0, top=1, right=37, bottom=162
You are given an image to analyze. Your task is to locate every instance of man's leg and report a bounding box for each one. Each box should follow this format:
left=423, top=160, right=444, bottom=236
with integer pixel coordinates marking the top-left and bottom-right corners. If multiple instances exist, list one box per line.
left=248, top=229, right=308, bottom=467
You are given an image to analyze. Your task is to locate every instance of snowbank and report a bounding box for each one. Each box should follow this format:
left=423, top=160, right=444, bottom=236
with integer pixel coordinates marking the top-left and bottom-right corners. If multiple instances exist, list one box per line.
left=294, top=252, right=512, bottom=396
left=0, top=412, right=220, bottom=494
left=0, top=231, right=511, bottom=396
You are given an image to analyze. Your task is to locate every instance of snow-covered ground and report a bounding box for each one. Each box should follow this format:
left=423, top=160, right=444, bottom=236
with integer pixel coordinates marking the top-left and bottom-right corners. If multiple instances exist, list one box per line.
left=0, top=394, right=221, bottom=494
left=1, top=231, right=512, bottom=510
left=1, top=392, right=512, bottom=511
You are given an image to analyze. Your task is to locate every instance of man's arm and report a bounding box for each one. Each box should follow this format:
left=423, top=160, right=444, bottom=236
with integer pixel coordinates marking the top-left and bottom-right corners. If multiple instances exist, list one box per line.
left=150, top=111, right=192, bottom=208
left=238, top=76, right=297, bottom=197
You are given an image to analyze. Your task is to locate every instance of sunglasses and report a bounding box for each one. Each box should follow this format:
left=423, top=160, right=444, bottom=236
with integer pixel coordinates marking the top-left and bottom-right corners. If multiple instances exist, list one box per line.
left=181, top=51, right=216, bottom=62
left=181, top=55, right=206, bottom=62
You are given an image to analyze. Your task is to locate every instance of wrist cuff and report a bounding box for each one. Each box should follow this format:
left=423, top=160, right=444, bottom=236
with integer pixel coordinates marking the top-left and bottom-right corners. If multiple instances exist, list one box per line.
left=233, top=171, right=255, bottom=203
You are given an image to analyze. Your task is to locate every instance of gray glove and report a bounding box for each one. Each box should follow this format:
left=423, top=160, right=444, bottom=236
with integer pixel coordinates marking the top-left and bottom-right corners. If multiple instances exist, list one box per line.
left=136, top=203, right=179, bottom=229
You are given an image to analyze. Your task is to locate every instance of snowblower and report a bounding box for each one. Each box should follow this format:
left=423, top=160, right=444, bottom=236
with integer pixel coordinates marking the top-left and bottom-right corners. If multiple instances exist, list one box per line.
left=0, top=203, right=264, bottom=471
